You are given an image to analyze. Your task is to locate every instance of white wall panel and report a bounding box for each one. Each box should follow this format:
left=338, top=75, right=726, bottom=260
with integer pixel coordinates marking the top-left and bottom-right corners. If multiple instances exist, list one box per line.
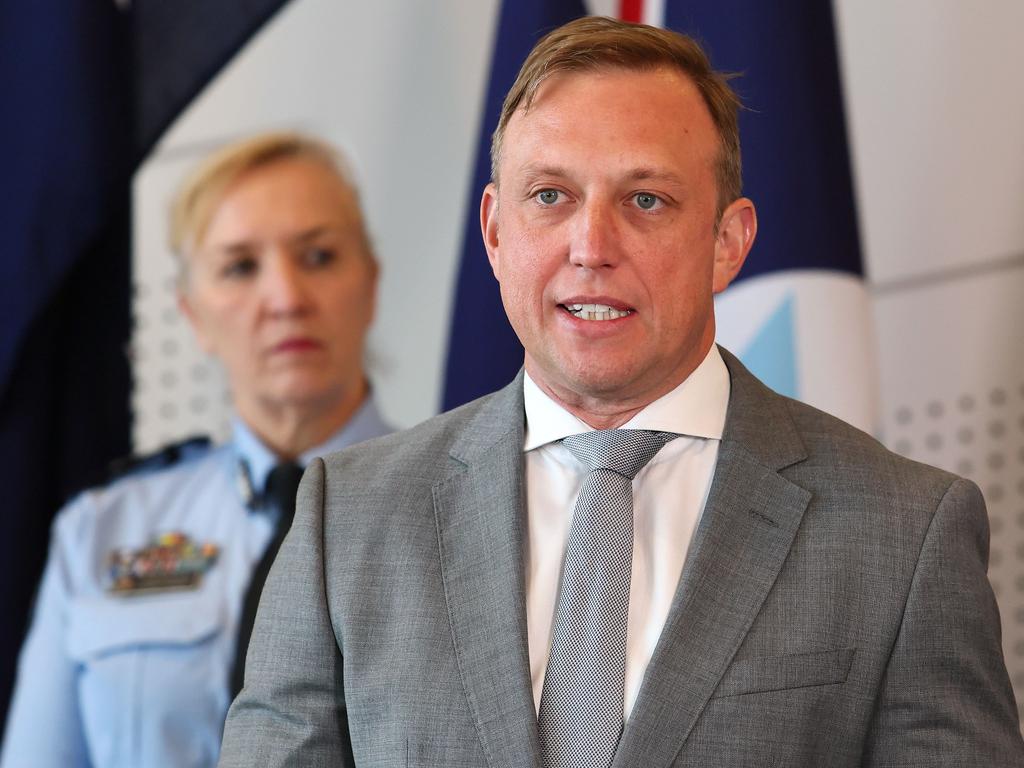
left=835, top=0, right=1024, bottom=284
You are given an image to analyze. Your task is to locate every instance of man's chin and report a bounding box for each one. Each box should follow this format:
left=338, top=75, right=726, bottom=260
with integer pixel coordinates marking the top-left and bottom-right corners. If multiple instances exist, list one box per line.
left=533, top=360, right=647, bottom=405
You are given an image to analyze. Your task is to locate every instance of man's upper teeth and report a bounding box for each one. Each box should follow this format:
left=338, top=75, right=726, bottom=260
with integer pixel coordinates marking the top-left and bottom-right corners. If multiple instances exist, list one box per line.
left=567, top=303, right=631, bottom=320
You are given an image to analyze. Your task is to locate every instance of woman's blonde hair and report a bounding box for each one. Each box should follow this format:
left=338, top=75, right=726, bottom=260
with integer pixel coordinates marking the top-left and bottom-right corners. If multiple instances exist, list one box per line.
left=169, top=131, right=374, bottom=269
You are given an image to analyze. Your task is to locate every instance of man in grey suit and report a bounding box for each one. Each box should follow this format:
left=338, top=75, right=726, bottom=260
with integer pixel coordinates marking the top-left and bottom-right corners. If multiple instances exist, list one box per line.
left=219, top=17, right=1024, bottom=767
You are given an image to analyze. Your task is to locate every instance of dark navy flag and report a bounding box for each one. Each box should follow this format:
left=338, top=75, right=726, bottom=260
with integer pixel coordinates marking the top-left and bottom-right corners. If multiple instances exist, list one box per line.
left=441, top=0, right=587, bottom=411
left=131, top=0, right=290, bottom=158
left=0, top=0, right=288, bottom=733
left=666, top=0, right=862, bottom=283
left=0, top=0, right=133, bottom=732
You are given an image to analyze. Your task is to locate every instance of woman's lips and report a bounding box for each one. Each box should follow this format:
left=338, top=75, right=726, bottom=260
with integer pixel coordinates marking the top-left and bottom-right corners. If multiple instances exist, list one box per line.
left=270, top=337, right=323, bottom=354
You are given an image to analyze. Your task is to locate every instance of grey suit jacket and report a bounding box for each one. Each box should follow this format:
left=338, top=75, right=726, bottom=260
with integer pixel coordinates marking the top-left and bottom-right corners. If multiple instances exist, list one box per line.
left=219, top=349, right=1024, bottom=767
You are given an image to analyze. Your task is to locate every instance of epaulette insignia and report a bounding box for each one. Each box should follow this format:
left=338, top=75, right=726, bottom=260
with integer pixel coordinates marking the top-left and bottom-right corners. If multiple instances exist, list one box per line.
left=107, top=435, right=212, bottom=480
left=107, top=532, right=220, bottom=594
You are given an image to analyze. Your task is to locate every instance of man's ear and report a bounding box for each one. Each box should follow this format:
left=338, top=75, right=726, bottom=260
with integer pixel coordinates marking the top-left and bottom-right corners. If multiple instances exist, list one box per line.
left=712, top=197, right=757, bottom=294
left=480, top=182, right=501, bottom=279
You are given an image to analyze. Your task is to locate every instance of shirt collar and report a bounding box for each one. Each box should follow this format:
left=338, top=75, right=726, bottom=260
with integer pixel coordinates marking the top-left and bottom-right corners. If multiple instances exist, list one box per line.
left=231, top=395, right=391, bottom=495
left=523, top=345, right=730, bottom=451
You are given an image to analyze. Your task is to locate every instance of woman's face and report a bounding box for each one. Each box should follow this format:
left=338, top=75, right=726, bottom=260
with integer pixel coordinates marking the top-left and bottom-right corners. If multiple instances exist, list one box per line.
left=179, top=157, right=377, bottom=419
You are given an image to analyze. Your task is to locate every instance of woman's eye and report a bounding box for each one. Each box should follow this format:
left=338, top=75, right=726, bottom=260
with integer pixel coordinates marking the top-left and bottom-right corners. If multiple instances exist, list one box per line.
left=634, top=192, right=661, bottom=210
left=304, top=247, right=335, bottom=267
left=222, top=257, right=257, bottom=278
left=536, top=189, right=561, bottom=205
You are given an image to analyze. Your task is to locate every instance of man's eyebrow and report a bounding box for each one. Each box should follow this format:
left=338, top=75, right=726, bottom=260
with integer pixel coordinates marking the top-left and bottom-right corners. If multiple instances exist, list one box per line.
left=625, top=167, right=687, bottom=187
left=512, top=164, right=687, bottom=188
left=515, top=163, right=572, bottom=183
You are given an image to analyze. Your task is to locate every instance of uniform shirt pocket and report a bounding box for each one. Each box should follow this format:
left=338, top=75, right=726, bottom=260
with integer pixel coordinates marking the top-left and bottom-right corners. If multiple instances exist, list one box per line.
left=66, top=593, right=227, bottom=768
left=68, top=594, right=222, bottom=657
left=711, top=648, right=856, bottom=698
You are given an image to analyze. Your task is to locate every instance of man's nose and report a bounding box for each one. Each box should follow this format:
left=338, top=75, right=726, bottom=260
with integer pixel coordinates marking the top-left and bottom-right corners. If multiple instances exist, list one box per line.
left=261, top=253, right=310, bottom=315
left=568, top=199, right=622, bottom=269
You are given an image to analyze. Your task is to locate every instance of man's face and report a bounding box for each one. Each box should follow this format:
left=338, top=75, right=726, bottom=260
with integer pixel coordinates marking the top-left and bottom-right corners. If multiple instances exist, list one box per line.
left=482, top=67, right=754, bottom=416
left=179, top=157, right=376, bottom=417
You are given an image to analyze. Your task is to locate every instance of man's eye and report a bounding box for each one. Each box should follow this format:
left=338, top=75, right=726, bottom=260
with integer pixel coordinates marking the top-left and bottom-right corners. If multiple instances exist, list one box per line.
left=222, top=257, right=257, bottom=278
left=304, top=247, right=335, bottom=267
left=634, top=192, right=661, bottom=210
left=536, top=189, right=561, bottom=205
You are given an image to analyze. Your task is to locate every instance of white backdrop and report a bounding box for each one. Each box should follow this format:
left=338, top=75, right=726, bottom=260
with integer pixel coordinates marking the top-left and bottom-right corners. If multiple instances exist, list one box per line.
left=132, top=0, right=1024, bottom=721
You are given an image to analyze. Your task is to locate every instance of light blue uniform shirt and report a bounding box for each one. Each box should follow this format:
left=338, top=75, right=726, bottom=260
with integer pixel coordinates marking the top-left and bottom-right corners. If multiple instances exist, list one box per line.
left=0, top=398, right=391, bottom=768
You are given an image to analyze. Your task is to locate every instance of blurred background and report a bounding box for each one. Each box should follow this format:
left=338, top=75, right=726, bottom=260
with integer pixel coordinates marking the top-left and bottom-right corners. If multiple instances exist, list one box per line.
left=2, top=0, right=1023, bottom=734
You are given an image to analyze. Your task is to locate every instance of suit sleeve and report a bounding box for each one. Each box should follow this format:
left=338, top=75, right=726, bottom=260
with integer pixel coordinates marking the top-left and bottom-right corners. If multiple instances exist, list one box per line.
left=1, top=503, right=89, bottom=768
left=218, top=458, right=355, bottom=768
left=862, top=477, right=1024, bottom=766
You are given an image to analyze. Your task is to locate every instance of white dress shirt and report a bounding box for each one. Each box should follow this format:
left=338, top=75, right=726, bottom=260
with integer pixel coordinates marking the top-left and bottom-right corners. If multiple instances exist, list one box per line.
left=523, top=345, right=730, bottom=719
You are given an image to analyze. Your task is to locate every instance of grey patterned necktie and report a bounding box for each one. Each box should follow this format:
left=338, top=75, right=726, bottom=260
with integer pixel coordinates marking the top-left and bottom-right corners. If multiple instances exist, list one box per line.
left=538, top=429, right=678, bottom=768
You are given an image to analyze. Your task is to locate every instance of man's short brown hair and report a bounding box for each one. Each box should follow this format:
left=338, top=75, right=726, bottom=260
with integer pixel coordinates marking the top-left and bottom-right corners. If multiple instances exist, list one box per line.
left=491, top=16, right=742, bottom=219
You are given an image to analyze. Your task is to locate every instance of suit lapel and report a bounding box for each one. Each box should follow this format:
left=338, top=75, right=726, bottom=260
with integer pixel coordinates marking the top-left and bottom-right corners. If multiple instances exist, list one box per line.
left=433, top=374, right=542, bottom=768
left=614, top=349, right=812, bottom=767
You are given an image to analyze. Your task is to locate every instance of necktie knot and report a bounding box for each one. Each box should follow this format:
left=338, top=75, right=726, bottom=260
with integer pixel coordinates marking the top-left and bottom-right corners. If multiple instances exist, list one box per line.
left=263, top=462, right=304, bottom=522
left=562, top=429, right=677, bottom=480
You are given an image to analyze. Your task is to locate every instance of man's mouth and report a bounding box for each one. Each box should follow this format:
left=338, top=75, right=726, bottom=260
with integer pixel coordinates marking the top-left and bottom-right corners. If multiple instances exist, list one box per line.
left=561, top=302, right=633, bottom=321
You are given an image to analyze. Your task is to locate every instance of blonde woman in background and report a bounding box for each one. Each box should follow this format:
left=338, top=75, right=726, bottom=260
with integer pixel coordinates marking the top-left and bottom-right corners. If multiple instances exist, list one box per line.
left=1, top=132, right=392, bottom=767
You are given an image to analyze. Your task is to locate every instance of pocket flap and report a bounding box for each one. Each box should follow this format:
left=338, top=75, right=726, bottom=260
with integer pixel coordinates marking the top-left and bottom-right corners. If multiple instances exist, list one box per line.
left=67, top=592, right=223, bottom=659
left=712, top=648, right=855, bottom=698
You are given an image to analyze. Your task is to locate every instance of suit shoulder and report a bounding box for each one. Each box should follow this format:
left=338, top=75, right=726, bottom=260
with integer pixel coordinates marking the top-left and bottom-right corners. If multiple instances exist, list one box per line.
left=320, top=389, right=512, bottom=480
left=781, top=395, right=961, bottom=504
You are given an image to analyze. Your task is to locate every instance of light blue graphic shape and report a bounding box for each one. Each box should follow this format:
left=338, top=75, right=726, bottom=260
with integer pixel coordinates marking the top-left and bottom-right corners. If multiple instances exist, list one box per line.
left=739, top=293, right=798, bottom=398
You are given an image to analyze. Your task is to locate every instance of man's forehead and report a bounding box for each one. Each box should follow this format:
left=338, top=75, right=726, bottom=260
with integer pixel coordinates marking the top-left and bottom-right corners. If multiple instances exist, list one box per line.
left=499, top=66, right=719, bottom=176
left=521, top=65, right=702, bottom=114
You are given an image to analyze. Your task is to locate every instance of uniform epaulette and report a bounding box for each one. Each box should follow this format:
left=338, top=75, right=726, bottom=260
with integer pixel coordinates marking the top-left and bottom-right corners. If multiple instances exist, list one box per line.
left=107, top=435, right=213, bottom=481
